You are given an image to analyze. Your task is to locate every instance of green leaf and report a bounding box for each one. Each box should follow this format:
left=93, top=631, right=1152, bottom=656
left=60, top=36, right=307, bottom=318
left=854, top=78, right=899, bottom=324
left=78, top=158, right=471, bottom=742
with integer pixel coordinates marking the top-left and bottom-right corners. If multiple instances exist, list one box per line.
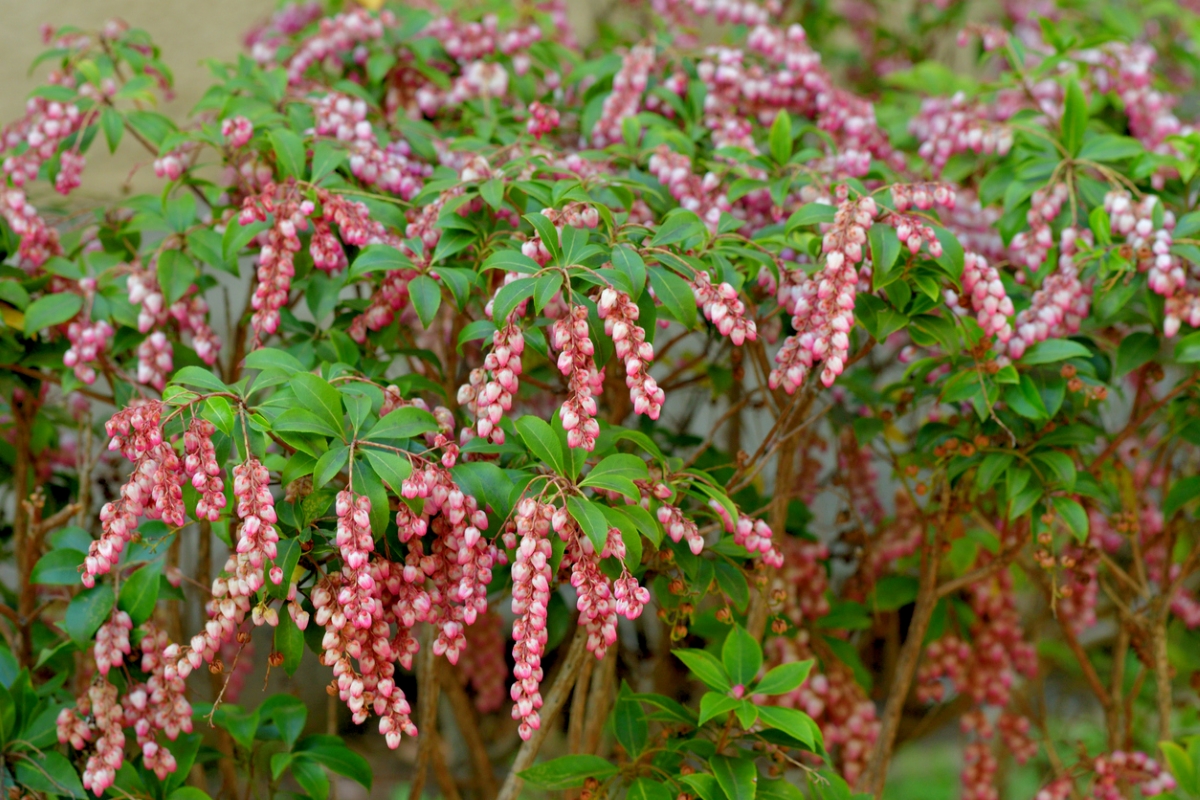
left=14, top=751, right=86, bottom=799
left=310, top=142, right=347, bottom=184
left=674, top=649, right=731, bottom=692
left=31, top=549, right=85, bottom=585
left=756, top=706, right=818, bottom=747
left=1033, top=451, right=1076, bottom=491
left=1160, top=741, right=1195, bottom=796
left=525, top=213, right=562, bottom=263
left=64, top=584, right=115, bottom=647
left=492, top=277, right=538, bottom=322
left=648, top=267, right=698, bottom=330
left=613, top=692, right=649, bottom=757
left=126, top=110, right=176, bottom=148
left=482, top=248, right=540, bottom=275
left=650, top=210, right=705, bottom=247
left=1020, top=338, right=1091, bottom=365
left=612, top=245, right=647, bottom=300
left=349, top=244, right=407, bottom=278
left=699, top=692, right=743, bottom=725
left=1115, top=332, right=1159, bottom=377
left=1165, top=476, right=1200, bottom=517
left=580, top=453, right=648, bottom=499
left=172, top=366, right=229, bottom=393
left=567, top=495, right=610, bottom=553
left=755, top=660, right=814, bottom=696
left=515, top=416, right=566, bottom=475
left=312, top=445, right=349, bottom=490
left=274, top=609, right=304, bottom=676
left=23, top=292, right=82, bottom=335
left=1174, top=330, right=1200, bottom=364
left=364, top=406, right=438, bottom=441
left=627, top=778, right=674, bottom=800
left=214, top=707, right=259, bottom=751
left=1061, top=78, right=1087, bottom=156
left=118, top=560, right=162, bottom=626
left=101, top=107, right=124, bottom=153
left=269, top=128, right=307, bottom=180
left=203, top=395, right=235, bottom=437
left=868, top=224, right=902, bottom=287
left=480, top=178, right=504, bottom=211
left=168, top=788, right=213, bottom=800
left=291, top=758, right=330, bottom=800
left=292, top=373, right=344, bottom=437
left=361, top=448, right=413, bottom=494
left=975, top=453, right=1014, bottom=493
left=1051, top=497, right=1089, bottom=542
left=294, top=738, right=372, bottom=790
left=272, top=408, right=341, bottom=438
left=533, top=272, right=563, bottom=313
left=721, top=624, right=762, bottom=686
left=712, top=755, right=758, bottom=800
left=518, top=755, right=618, bottom=790
left=786, top=203, right=836, bottom=231
left=408, top=274, right=442, bottom=329
left=1078, top=134, right=1142, bottom=162
left=681, top=774, right=724, bottom=800
left=261, top=694, right=307, bottom=748
left=769, top=110, right=792, bottom=164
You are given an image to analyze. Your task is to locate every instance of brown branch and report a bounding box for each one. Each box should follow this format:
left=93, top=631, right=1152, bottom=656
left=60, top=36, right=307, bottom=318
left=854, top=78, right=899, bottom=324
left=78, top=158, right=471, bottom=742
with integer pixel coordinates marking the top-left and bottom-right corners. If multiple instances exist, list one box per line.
left=428, top=732, right=464, bottom=800
left=582, top=647, right=618, bottom=755
left=861, top=502, right=943, bottom=798
left=409, top=627, right=441, bottom=800
left=496, top=626, right=590, bottom=800
left=441, top=667, right=498, bottom=800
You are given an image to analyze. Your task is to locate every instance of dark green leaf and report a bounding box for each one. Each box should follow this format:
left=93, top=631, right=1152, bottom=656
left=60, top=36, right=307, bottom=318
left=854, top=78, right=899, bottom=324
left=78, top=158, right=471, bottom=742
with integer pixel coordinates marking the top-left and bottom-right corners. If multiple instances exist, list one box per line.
left=518, top=755, right=618, bottom=790
left=269, top=128, right=307, bottom=180
left=365, top=406, right=438, bottom=441
left=23, top=293, right=82, bottom=335
left=118, top=560, right=162, bottom=626
left=64, top=584, right=115, bottom=646
left=648, top=267, right=698, bottom=330
left=712, top=755, right=758, bottom=800
left=755, top=660, right=814, bottom=696
left=292, top=373, right=344, bottom=436
left=674, top=649, right=731, bottom=692
left=408, top=274, right=442, bottom=329
left=31, top=549, right=85, bottom=585
left=567, top=495, right=609, bottom=553
left=1061, top=79, right=1087, bottom=156
left=515, top=416, right=565, bottom=475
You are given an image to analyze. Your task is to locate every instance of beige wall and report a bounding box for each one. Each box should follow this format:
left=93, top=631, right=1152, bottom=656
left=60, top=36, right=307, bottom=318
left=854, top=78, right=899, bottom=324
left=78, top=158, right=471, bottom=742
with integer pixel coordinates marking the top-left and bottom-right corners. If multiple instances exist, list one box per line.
left=0, top=0, right=276, bottom=204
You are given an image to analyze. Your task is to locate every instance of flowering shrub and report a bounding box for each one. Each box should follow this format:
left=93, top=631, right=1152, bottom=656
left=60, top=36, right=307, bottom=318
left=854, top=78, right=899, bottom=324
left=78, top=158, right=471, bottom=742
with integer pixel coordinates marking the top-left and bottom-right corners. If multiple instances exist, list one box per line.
left=5, top=1, right=1200, bottom=799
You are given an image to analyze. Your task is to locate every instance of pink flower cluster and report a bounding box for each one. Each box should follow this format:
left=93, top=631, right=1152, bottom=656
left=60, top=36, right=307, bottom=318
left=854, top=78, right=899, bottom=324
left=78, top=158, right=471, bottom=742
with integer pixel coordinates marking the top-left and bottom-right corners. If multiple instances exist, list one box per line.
left=183, top=417, right=226, bottom=522
left=221, top=115, right=253, bottom=148
left=657, top=503, right=705, bottom=555
left=598, top=286, right=663, bottom=419
left=771, top=196, right=877, bottom=391
left=1104, top=190, right=1184, bottom=296
left=947, top=252, right=1015, bottom=343
left=1092, top=751, right=1176, bottom=799
left=282, top=8, right=390, bottom=85
left=1001, top=227, right=1092, bottom=361
left=124, top=623, right=193, bottom=779
left=551, top=305, right=603, bottom=451
left=2, top=189, right=61, bottom=267
left=459, top=320, right=524, bottom=443
left=909, top=93, right=1014, bottom=175
left=2, top=95, right=85, bottom=193
left=916, top=635, right=970, bottom=703
left=94, top=611, right=133, bottom=677
left=592, top=45, right=655, bottom=147
left=57, top=681, right=124, bottom=794
left=1010, top=183, right=1069, bottom=272
left=648, top=147, right=732, bottom=232
left=692, top=272, right=758, bottom=345
left=239, top=182, right=315, bottom=343
left=526, top=101, right=559, bottom=139
left=63, top=284, right=113, bottom=385
left=510, top=499, right=555, bottom=740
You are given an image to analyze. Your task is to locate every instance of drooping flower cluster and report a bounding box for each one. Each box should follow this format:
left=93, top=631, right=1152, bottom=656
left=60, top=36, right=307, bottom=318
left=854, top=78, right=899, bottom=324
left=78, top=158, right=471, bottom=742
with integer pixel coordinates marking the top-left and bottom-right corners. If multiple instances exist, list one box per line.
left=239, top=182, right=315, bottom=344
left=510, top=498, right=554, bottom=740
left=772, top=196, right=877, bottom=391
left=183, top=417, right=225, bottom=522
left=597, top=285, right=663, bottom=419
left=551, top=305, right=603, bottom=451
left=1001, top=227, right=1092, bottom=361
left=459, top=319, right=524, bottom=443
left=947, top=252, right=1015, bottom=343
left=909, top=93, right=1014, bottom=175
left=592, top=45, right=655, bottom=147
left=692, top=272, right=758, bottom=345
left=648, top=147, right=733, bottom=232
left=57, top=681, right=125, bottom=795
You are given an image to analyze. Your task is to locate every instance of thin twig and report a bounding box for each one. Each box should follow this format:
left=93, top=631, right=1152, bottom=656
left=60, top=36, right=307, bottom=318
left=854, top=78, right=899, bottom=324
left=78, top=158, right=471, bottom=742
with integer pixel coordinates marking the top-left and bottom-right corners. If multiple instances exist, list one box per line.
left=441, top=667, right=498, bottom=800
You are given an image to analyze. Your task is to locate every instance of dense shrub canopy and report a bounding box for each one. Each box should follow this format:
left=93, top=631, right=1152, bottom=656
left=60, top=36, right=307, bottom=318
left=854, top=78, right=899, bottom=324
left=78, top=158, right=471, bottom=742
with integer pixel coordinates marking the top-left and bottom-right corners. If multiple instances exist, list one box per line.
left=4, top=1, right=1200, bottom=799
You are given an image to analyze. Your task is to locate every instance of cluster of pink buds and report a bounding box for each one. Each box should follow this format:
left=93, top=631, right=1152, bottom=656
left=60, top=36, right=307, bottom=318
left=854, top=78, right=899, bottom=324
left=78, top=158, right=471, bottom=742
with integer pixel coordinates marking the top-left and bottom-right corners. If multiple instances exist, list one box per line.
left=891, top=182, right=956, bottom=212
left=1010, top=184, right=1069, bottom=272
left=1104, top=190, right=1184, bottom=296
left=94, top=612, right=133, bottom=677
left=136, top=331, right=173, bottom=391
left=459, top=611, right=509, bottom=713
left=510, top=499, right=554, bottom=740
left=916, top=635, right=970, bottom=703
left=58, top=681, right=125, bottom=794
left=997, top=713, right=1037, bottom=764
left=551, top=305, right=602, bottom=451
left=592, top=45, right=655, bottom=147
left=692, top=272, right=758, bottom=345
left=233, top=458, right=281, bottom=586
left=63, top=295, right=113, bottom=384
left=184, top=417, right=225, bottom=521
left=526, top=101, right=559, bottom=139
left=125, top=623, right=192, bottom=780
left=909, top=93, right=1013, bottom=175
left=1092, top=751, right=1176, bottom=799
left=459, top=320, right=524, bottom=443
left=168, top=294, right=221, bottom=365
left=657, top=503, right=705, bottom=555
left=240, top=182, right=315, bottom=343
left=153, top=149, right=190, bottom=182
left=334, top=491, right=380, bottom=629
left=947, top=252, right=1014, bottom=343
left=960, top=711, right=999, bottom=800
left=561, top=528, right=619, bottom=658
left=127, top=266, right=165, bottom=334
left=648, top=147, right=732, bottom=232
left=771, top=196, right=877, bottom=392
left=221, top=115, right=254, bottom=148
left=282, top=8, right=390, bottom=84
left=1165, top=290, right=1200, bottom=338
left=707, top=501, right=784, bottom=566
left=2, top=189, right=62, bottom=267
left=1001, top=227, right=1092, bottom=361
left=2, top=96, right=84, bottom=192
left=598, top=286, right=663, bottom=419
